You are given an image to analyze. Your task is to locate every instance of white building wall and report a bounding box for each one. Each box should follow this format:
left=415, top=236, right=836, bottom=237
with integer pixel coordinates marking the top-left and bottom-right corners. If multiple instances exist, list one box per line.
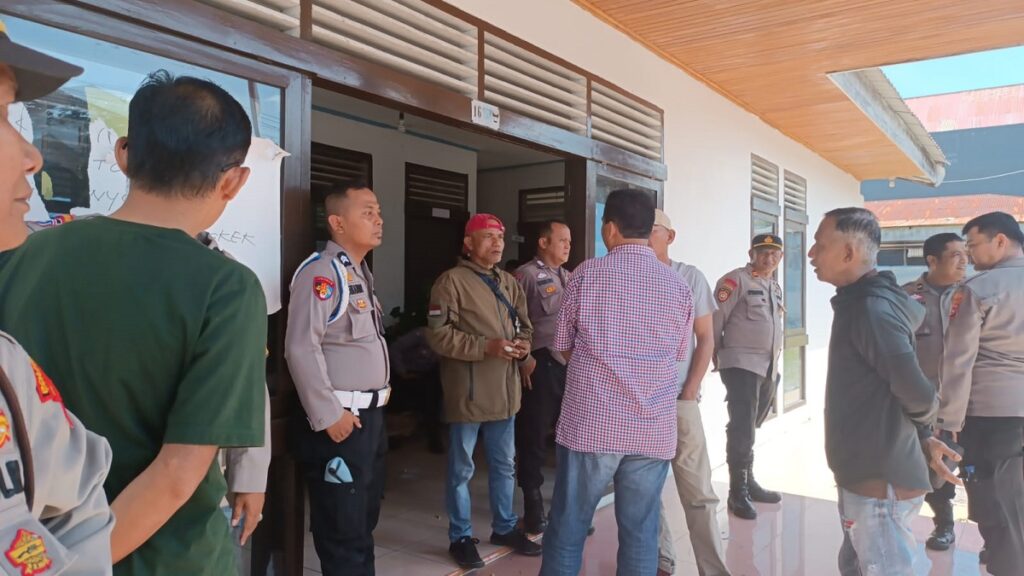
left=447, top=0, right=863, bottom=469
left=310, top=101, right=478, bottom=315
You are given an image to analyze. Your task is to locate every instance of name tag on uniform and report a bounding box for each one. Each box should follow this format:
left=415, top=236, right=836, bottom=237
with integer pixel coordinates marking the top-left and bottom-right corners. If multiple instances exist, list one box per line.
left=349, top=284, right=365, bottom=295
left=747, top=289, right=764, bottom=295
left=538, top=278, right=554, bottom=286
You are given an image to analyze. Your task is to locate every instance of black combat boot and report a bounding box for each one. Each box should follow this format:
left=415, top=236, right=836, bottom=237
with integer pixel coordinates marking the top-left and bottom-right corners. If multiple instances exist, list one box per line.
left=925, top=498, right=956, bottom=551
left=747, top=465, right=782, bottom=504
left=523, top=487, right=548, bottom=534
left=728, top=466, right=757, bottom=520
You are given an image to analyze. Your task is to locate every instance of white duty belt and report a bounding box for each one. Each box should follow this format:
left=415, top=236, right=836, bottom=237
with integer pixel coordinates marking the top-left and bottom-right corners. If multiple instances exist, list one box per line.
left=333, top=387, right=391, bottom=415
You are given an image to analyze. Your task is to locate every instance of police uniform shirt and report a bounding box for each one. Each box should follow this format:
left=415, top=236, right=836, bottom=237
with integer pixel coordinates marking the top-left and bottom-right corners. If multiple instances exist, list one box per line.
left=285, top=241, right=390, bottom=431
left=514, top=259, right=568, bottom=354
left=0, top=332, right=114, bottom=575
left=901, top=273, right=956, bottom=391
left=712, top=264, right=784, bottom=376
left=940, top=256, right=1024, bottom=431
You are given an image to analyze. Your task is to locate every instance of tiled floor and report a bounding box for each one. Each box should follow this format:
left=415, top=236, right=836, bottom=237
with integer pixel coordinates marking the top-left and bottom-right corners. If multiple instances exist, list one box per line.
left=303, top=416, right=989, bottom=575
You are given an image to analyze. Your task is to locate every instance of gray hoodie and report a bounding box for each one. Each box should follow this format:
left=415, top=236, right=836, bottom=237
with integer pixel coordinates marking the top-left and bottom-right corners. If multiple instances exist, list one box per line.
left=825, top=271, right=938, bottom=491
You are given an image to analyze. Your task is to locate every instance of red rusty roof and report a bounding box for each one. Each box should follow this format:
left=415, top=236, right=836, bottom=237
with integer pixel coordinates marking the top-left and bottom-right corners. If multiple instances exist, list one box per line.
left=905, top=85, right=1024, bottom=133
left=867, top=194, right=1024, bottom=227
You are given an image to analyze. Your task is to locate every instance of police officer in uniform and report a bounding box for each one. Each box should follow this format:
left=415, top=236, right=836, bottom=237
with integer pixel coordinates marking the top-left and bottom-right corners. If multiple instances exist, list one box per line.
left=0, top=22, right=115, bottom=574
left=513, top=220, right=571, bottom=535
left=941, top=212, right=1024, bottom=576
left=712, top=234, right=784, bottom=520
left=900, top=232, right=966, bottom=551
left=285, top=180, right=390, bottom=576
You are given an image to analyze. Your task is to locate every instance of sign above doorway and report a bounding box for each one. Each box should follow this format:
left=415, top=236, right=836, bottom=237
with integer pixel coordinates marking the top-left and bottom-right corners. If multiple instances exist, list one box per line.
left=471, top=99, right=501, bottom=131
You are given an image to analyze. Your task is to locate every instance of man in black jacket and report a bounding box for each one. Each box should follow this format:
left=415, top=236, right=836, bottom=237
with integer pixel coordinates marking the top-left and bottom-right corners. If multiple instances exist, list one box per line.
left=808, top=207, right=961, bottom=576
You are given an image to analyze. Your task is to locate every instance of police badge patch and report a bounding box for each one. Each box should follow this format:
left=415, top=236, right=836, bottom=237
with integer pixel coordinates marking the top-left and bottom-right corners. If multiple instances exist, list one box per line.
left=950, top=288, right=965, bottom=319
left=30, top=360, right=71, bottom=428
left=0, top=411, right=9, bottom=449
left=6, top=529, right=51, bottom=576
left=313, top=276, right=335, bottom=301
left=717, top=278, right=738, bottom=303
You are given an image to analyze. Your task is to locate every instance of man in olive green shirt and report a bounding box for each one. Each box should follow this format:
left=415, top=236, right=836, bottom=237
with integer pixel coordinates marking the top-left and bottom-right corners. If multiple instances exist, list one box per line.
left=0, top=71, right=266, bottom=575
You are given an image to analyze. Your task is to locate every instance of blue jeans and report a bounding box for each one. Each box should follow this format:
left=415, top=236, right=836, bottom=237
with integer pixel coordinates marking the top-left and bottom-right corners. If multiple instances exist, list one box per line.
left=540, top=445, right=669, bottom=576
left=837, top=486, right=924, bottom=576
left=447, top=418, right=518, bottom=541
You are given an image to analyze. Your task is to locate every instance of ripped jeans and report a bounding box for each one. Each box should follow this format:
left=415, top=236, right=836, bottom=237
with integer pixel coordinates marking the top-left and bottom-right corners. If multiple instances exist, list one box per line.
left=837, top=486, right=923, bottom=576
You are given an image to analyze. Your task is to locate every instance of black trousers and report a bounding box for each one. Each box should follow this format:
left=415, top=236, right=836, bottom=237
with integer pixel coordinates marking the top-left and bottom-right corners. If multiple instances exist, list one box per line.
left=290, top=407, right=388, bottom=576
left=960, top=416, right=1024, bottom=576
left=515, top=349, right=566, bottom=490
left=924, top=430, right=957, bottom=517
left=722, top=367, right=776, bottom=469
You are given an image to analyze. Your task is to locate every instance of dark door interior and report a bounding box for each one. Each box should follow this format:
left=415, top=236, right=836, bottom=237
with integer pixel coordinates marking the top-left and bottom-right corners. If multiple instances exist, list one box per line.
left=403, top=163, right=469, bottom=322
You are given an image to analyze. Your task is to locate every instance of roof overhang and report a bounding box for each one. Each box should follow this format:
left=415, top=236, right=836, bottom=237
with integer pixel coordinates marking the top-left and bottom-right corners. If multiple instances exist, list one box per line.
left=572, top=0, right=1024, bottom=184
left=829, top=68, right=947, bottom=186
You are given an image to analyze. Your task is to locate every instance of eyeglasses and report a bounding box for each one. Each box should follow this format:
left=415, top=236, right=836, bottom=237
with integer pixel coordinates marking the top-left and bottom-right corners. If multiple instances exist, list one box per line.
left=220, top=160, right=244, bottom=172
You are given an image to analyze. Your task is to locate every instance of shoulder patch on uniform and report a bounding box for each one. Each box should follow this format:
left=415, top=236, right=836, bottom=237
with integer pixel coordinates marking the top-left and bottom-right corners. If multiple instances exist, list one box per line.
left=717, top=278, right=737, bottom=303
left=6, top=529, right=51, bottom=576
left=949, top=288, right=965, bottom=319
left=290, top=252, right=322, bottom=289
left=29, top=360, right=71, bottom=428
left=313, top=276, right=335, bottom=301
left=29, top=214, right=74, bottom=230
left=0, top=411, right=9, bottom=449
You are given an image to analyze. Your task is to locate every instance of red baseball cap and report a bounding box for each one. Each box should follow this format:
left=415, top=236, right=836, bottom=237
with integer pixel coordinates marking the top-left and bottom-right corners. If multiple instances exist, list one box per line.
left=465, top=213, right=505, bottom=235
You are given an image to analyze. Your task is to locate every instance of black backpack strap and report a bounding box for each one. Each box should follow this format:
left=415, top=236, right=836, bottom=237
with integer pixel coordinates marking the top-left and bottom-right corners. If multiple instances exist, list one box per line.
left=474, top=272, right=521, bottom=334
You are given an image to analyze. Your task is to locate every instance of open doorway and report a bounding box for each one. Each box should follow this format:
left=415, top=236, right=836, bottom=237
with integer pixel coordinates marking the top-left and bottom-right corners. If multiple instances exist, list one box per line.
left=304, top=87, right=573, bottom=572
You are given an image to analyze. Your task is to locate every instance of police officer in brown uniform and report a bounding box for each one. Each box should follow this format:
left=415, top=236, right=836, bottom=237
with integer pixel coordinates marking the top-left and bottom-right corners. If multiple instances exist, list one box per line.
left=712, top=234, right=784, bottom=520
left=285, top=180, right=390, bottom=576
left=941, top=212, right=1024, bottom=576
left=513, top=220, right=571, bottom=535
left=0, top=23, right=115, bottom=574
left=900, top=232, right=966, bottom=551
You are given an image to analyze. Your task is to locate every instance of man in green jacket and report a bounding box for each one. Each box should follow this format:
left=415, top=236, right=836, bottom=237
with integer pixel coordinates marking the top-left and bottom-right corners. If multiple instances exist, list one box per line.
left=427, top=213, right=540, bottom=569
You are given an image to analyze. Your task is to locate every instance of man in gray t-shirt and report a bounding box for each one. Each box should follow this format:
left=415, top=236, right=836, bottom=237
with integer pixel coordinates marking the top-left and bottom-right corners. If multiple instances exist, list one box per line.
left=650, top=210, right=730, bottom=576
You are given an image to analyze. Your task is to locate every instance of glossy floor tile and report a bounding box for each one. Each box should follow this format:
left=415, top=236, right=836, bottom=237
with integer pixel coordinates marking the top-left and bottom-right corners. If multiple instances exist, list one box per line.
left=304, top=416, right=990, bottom=575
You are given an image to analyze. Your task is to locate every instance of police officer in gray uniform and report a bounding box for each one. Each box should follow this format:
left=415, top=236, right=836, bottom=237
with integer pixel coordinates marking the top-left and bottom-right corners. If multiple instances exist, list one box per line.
left=513, top=219, right=571, bottom=535
left=0, top=21, right=115, bottom=575
left=941, top=212, right=1024, bottom=576
left=712, top=234, right=784, bottom=520
left=900, top=232, right=966, bottom=551
left=285, top=180, right=390, bottom=576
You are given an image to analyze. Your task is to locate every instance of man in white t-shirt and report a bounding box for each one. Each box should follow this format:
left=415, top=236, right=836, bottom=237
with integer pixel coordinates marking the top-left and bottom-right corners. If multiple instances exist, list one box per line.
left=650, top=210, right=730, bottom=576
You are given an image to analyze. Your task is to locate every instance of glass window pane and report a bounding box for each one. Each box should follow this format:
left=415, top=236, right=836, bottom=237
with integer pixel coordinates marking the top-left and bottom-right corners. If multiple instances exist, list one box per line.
left=5, top=16, right=283, bottom=218
left=783, top=346, right=805, bottom=406
left=784, top=222, right=805, bottom=330
left=594, top=175, right=655, bottom=258
left=752, top=211, right=776, bottom=236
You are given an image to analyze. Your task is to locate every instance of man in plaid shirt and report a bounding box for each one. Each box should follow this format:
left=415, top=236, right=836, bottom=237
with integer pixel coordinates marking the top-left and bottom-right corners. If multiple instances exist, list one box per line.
left=540, top=189, right=695, bottom=576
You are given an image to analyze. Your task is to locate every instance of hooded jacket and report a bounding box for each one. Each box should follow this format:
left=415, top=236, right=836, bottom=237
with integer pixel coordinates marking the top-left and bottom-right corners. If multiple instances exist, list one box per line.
left=825, top=271, right=938, bottom=491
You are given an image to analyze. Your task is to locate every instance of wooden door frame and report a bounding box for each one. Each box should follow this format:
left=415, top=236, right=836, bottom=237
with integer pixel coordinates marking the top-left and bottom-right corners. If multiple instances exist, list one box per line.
left=0, top=4, right=312, bottom=574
